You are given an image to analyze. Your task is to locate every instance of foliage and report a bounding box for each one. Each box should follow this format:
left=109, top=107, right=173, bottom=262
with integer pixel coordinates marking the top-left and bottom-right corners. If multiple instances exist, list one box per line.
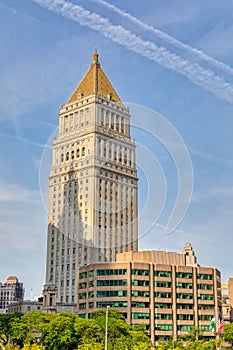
left=0, top=310, right=151, bottom=349
left=225, top=323, right=233, bottom=345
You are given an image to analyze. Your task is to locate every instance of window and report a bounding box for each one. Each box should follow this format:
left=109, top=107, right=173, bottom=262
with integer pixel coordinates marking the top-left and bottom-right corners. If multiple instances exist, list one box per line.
left=79, top=272, right=87, bottom=279
left=132, top=291, right=150, bottom=298
left=131, top=269, right=149, bottom=276
left=176, top=293, right=193, bottom=300
left=97, top=280, right=127, bottom=287
left=176, top=272, right=192, bottom=279
left=197, top=274, right=213, bottom=280
left=154, top=271, right=171, bottom=278
left=132, top=280, right=149, bottom=287
left=97, top=301, right=127, bottom=308
left=155, top=313, right=172, bottom=320
left=155, top=281, right=172, bottom=288
left=97, top=269, right=127, bottom=276
left=97, top=290, right=127, bottom=298
left=155, top=292, right=172, bottom=299
left=132, top=313, right=150, bottom=320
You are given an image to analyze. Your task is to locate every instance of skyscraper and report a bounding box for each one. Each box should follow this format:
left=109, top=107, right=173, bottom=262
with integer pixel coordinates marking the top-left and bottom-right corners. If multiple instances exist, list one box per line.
left=45, top=51, right=138, bottom=305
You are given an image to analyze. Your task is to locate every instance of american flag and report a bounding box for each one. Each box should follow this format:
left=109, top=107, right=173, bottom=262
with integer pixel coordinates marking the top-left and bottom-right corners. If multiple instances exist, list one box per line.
left=218, top=317, right=224, bottom=332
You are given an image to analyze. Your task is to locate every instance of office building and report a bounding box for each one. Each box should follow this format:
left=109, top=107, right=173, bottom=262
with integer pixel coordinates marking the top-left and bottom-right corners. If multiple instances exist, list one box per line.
left=77, top=243, right=221, bottom=346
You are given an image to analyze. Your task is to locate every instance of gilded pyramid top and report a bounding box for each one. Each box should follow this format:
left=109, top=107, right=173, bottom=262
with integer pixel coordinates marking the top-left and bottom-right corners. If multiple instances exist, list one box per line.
left=68, top=50, right=122, bottom=104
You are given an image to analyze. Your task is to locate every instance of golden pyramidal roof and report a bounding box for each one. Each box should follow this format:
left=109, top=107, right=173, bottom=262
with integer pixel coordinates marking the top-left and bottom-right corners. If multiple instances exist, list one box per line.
left=68, top=50, right=122, bottom=104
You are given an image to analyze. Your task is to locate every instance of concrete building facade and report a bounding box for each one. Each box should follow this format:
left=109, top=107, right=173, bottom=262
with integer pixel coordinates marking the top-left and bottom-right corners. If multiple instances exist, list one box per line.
left=45, top=51, right=138, bottom=306
left=0, top=276, right=24, bottom=312
left=77, top=244, right=221, bottom=346
left=222, top=278, right=233, bottom=323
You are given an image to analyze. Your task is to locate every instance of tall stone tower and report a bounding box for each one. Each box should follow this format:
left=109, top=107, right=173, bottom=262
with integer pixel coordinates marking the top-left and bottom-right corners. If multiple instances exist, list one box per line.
left=45, top=51, right=138, bottom=306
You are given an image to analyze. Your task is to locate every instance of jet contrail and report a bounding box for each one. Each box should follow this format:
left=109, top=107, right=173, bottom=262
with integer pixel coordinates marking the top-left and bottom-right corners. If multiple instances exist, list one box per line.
left=32, top=0, right=233, bottom=104
left=92, top=0, right=233, bottom=75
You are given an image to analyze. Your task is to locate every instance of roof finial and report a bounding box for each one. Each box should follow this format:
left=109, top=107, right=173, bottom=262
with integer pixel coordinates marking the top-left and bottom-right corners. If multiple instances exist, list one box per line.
left=93, top=49, right=99, bottom=64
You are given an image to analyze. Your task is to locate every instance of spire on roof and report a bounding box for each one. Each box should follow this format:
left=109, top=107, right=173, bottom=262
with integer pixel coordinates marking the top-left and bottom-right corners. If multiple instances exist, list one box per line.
left=67, top=50, right=122, bottom=104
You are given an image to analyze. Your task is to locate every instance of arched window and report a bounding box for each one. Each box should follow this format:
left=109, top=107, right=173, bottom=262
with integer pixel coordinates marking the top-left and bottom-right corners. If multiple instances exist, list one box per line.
left=66, top=152, right=69, bottom=161
left=82, top=147, right=85, bottom=156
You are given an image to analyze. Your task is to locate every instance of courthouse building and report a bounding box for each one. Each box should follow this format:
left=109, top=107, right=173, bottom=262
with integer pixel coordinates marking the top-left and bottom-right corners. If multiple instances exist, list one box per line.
left=77, top=243, right=222, bottom=346
left=45, top=51, right=138, bottom=307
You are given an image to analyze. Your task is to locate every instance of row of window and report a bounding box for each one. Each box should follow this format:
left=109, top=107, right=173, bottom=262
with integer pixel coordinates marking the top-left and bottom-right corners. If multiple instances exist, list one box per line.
left=79, top=269, right=214, bottom=280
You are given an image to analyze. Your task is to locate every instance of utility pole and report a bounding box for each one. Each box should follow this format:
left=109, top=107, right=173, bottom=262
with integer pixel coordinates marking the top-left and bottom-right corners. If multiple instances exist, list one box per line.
left=105, top=305, right=110, bottom=350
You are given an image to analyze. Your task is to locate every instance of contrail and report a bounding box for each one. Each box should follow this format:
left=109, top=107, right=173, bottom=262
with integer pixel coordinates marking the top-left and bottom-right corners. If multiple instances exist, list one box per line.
left=92, top=0, right=233, bottom=75
left=32, top=0, right=233, bottom=104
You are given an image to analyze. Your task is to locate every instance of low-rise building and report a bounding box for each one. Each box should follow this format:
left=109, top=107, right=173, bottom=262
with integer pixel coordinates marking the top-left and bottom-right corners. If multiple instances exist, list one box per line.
left=222, top=278, right=233, bottom=323
left=77, top=243, right=221, bottom=346
left=0, top=276, right=24, bottom=311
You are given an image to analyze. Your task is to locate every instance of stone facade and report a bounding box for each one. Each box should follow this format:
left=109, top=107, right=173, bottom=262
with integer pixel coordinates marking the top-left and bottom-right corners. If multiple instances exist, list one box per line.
left=46, top=51, right=138, bottom=306
left=0, top=276, right=24, bottom=312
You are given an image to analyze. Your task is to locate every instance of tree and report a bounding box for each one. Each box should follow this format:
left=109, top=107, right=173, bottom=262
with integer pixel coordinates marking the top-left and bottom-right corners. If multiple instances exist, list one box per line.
left=225, top=323, right=233, bottom=345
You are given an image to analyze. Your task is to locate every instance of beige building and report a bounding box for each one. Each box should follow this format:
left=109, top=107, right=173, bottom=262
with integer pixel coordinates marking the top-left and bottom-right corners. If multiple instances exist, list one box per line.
left=77, top=243, right=221, bottom=346
left=222, top=278, right=233, bottom=323
left=46, top=51, right=138, bottom=306
left=0, top=276, right=24, bottom=312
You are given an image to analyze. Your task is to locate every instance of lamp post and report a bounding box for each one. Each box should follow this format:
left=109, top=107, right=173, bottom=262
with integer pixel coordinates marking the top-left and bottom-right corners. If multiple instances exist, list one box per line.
left=105, top=305, right=110, bottom=350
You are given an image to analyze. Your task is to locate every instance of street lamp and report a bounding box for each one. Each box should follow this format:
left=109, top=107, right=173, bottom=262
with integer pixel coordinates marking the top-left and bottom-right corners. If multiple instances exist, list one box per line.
left=105, top=305, right=110, bottom=350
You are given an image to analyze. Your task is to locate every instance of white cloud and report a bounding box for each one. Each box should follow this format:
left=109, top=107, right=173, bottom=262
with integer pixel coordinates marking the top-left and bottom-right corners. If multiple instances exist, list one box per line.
left=31, top=0, right=233, bottom=104
left=92, top=0, right=233, bottom=75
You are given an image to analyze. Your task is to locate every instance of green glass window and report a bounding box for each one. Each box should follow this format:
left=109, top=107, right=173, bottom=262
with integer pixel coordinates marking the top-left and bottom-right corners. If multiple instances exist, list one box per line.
left=177, top=314, right=194, bottom=320
left=176, top=282, right=193, bottom=289
left=155, top=281, right=172, bottom=288
left=88, top=291, right=94, bottom=298
left=177, top=325, right=192, bottom=331
left=155, top=303, right=172, bottom=309
left=176, top=293, right=193, bottom=299
left=78, top=292, right=86, bottom=299
left=155, top=325, right=173, bottom=331
left=197, top=294, right=214, bottom=300
left=197, top=284, right=213, bottom=290
left=132, top=290, right=150, bottom=298
left=79, top=272, right=87, bottom=279
left=132, top=280, right=150, bottom=287
left=79, top=314, right=86, bottom=319
left=197, top=274, right=213, bottom=280
left=132, top=313, right=150, bottom=319
left=155, top=313, right=172, bottom=320
left=198, top=304, right=214, bottom=310
left=89, top=302, right=94, bottom=308
left=177, top=304, right=193, bottom=310
left=97, top=301, right=128, bottom=308
left=79, top=282, right=87, bottom=289
left=97, top=290, right=127, bottom=298
left=132, top=301, right=150, bottom=308
left=154, top=271, right=172, bottom=278
left=97, top=269, right=127, bottom=276
left=131, top=269, right=149, bottom=276
left=89, top=280, right=94, bottom=288
left=97, top=279, right=127, bottom=287
left=79, top=303, right=86, bottom=310
left=176, top=272, right=192, bottom=279
left=89, top=270, right=94, bottom=277
left=198, top=315, right=212, bottom=321
left=155, top=292, right=172, bottom=298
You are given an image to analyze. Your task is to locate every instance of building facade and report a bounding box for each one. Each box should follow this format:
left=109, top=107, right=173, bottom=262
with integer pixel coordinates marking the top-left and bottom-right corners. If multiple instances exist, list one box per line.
left=221, top=278, right=233, bottom=323
left=77, top=244, right=221, bottom=346
left=0, top=276, right=24, bottom=312
left=46, top=51, right=138, bottom=305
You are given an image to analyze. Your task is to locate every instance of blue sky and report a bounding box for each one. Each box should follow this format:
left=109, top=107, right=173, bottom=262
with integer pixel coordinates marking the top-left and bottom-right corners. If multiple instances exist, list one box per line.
left=1, top=0, right=233, bottom=298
